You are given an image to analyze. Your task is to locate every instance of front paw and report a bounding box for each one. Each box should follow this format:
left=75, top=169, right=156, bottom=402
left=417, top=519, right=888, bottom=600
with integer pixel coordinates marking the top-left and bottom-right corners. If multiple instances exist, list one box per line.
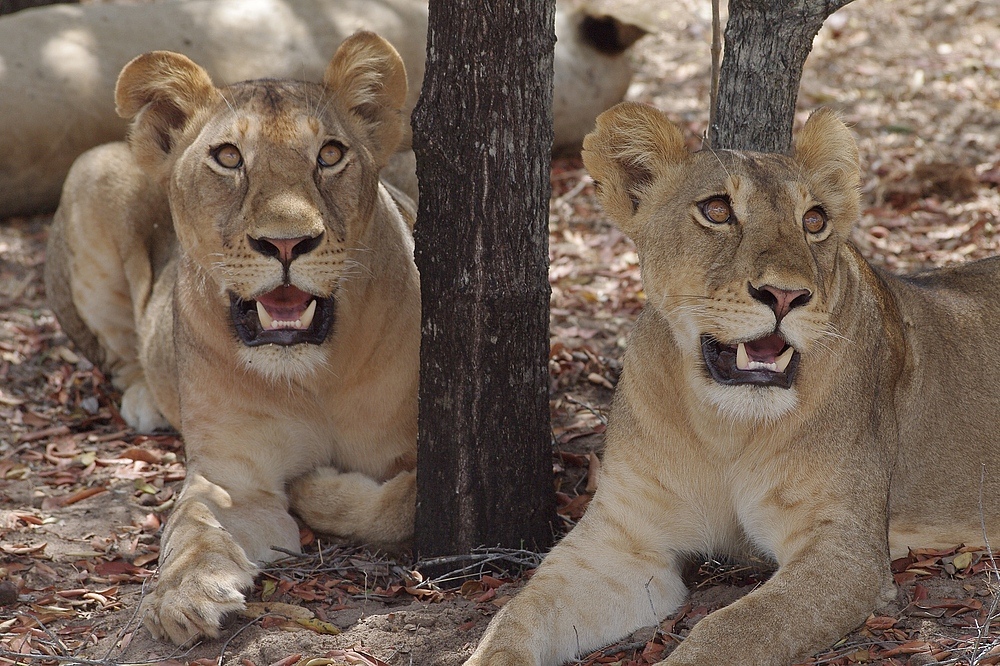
left=143, top=526, right=257, bottom=644
left=143, top=566, right=252, bottom=645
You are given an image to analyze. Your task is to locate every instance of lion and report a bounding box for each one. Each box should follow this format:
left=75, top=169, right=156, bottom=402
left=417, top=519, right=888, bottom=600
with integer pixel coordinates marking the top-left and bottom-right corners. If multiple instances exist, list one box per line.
left=0, top=0, right=647, bottom=218
left=44, top=32, right=419, bottom=645
left=464, top=104, right=1000, bottom=666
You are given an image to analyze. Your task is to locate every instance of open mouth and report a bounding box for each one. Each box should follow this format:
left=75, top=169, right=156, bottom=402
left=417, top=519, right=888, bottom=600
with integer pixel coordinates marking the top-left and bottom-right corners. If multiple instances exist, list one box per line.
left=229, top=286, right=335, bottom=347
left=701, top=333, right=799, bottom=389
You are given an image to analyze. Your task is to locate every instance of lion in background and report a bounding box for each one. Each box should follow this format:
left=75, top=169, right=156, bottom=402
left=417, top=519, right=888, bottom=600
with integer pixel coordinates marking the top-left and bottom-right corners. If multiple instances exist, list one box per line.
left=45, top=32, right=418, bottom=645
left=464, top=104, right=999, bottom=665
left=0, top=0, right=648, bottom=218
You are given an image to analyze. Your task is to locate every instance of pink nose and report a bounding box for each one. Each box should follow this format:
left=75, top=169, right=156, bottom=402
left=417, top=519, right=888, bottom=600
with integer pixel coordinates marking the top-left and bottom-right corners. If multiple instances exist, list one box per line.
left=750, top=283, right=812, bottom=323
left=264, top=236, right=309, bottom=263
left=247, top=233, right=323, bottom=264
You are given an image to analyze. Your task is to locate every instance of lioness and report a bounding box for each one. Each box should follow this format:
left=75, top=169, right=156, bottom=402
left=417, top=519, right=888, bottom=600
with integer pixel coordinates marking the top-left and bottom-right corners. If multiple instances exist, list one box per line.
left=465, top=104, right=1000, bottom=666
left=45, top=32, right=418, bottom=645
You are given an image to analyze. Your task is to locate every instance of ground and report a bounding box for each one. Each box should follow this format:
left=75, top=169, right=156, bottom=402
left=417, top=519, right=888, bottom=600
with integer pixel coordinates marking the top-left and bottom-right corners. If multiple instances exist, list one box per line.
left=2, top=0, right=1000, bottom=664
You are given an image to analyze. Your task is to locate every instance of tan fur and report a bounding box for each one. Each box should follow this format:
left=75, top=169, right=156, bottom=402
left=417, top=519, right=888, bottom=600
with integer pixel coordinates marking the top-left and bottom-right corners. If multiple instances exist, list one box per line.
left=465, top=104, right=1000, bottom=666
left=44, top=32, right=419, bottom=646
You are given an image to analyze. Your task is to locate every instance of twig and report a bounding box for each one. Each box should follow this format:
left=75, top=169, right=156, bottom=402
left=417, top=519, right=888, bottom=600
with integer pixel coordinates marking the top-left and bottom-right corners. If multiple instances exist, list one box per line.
left=218, top=614, right=277, bottom=665
left=414, top=547, right=544, bottom=588
left=17, top=612, right=68, bottom=656
left=99, top=576, right=152, bottom=661
left=563, top=395, right=608, bottom=425
left=0, top=649, right=138, bottom=666
left=707, top=0, right=722, bottom=148
left=554, top=176, right=591, bottom=207
left=970, top=463, right=1000, bottom=666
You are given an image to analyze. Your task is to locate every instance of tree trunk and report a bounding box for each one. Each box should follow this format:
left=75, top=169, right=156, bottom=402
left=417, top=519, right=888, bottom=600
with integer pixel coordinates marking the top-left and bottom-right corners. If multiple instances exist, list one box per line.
left=412, top=0, right=556, bottom=558
left=710, top=0, right=854, bottom=152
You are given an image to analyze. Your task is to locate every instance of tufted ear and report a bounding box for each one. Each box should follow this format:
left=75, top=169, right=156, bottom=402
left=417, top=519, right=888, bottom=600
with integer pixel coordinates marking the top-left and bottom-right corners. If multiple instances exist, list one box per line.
left=793, top=109, right=861, bottom=229
left=582, top=102, right=689, bottom=225
left=794, top=109, right=860, bottom=192
left=324, top=31, right=408, bottom=168
left=115, top=51, right=218, bottom=176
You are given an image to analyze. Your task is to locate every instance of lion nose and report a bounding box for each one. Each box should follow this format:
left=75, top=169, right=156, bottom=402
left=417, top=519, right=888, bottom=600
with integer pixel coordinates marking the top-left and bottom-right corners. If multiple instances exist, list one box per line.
left=748, top=283, right=812, bottom=324
left=247, top=233, right=324, bottom=264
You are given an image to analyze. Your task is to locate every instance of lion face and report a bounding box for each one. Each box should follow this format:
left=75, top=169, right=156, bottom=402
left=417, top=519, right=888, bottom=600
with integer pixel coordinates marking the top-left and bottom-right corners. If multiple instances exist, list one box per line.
left=115, top=34, right=407, bottom=380
left=583, top=105, right=861, bottom=422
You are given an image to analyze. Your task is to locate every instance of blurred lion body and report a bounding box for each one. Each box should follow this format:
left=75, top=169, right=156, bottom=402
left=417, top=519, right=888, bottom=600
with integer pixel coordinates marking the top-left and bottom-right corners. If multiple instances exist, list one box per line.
left=0, top=0, right=647, bottom=217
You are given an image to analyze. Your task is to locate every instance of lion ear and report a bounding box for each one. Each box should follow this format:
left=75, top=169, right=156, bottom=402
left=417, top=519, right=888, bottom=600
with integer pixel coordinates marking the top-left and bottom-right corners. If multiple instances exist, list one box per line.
left=793, top=108, right=861, bottom=228
left=582, top=102, right=688, bottom=226
left=793, top=108, right=860, bottom=192
left=325, top=31, right=408, bottom=168
left=115, top=51, right=217, bottom=175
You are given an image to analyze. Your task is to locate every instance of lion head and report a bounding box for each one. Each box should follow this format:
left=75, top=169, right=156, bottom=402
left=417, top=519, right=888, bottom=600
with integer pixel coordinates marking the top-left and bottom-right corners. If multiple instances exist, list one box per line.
left=114, top=32, right=408, bottom=382
left=583, top=104, right=862, bottom=422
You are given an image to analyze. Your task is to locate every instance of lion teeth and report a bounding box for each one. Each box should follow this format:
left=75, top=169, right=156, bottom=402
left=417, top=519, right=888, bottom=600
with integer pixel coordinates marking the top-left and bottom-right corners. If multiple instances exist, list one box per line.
left=735, top=342, right=795, bottom=373
left=255, top=299, right=316, bottom=330
left=736, top=342, right=750, bottom=371
left=256, top=301, right=274, bottom=329
left=299, top=299, right=317, bottom=329
left=774, top=346, right=795, bottom=373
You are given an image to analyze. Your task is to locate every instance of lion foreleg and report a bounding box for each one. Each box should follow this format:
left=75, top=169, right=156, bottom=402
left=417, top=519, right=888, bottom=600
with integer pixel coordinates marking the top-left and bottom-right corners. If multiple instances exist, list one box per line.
left=465, top=487, right=690, bottom=666
left=143, top=470, right=300, bottom=645
left=660, top=538, right=894, bottom=666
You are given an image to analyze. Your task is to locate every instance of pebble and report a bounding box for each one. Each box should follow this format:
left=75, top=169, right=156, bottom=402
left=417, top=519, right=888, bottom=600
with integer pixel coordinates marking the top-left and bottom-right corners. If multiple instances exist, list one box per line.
left=0, top=580, right=18, bottom=606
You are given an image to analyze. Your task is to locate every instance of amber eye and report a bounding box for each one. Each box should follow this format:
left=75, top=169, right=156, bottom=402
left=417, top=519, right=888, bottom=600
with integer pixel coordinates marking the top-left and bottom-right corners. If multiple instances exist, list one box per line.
left=803, top=207, right=827, bottom=234
left=318, top=142, right=344, bottom=168
left=213, top=144, right=243, bottom=169
left=699, top=197, right=733, bottom=224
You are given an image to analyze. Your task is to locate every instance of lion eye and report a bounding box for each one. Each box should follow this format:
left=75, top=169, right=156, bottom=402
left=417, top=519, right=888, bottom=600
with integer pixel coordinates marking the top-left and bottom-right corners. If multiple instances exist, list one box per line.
left=699, top=197, right=733, bottom=224
left=212, top=144, right=243, bottom=169
left=803, top=207, right=827, bottom=234
left=318, top=142, right=344, bottom=168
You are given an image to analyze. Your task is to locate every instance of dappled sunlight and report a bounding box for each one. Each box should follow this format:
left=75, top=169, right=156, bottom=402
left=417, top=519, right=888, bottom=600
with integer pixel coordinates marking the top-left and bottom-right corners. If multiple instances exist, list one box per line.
left=41, top=28, right=99, bottom=96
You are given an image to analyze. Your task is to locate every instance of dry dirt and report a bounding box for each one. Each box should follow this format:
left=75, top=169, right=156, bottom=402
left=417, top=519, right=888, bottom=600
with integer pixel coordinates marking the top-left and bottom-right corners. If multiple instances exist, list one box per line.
left=2, top=0, right=1000, bottom=665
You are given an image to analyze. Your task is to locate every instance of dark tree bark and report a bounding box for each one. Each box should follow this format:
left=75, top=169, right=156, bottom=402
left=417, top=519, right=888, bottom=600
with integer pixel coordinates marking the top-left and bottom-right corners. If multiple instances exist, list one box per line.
left=0, top=0, right=77, bottom=15
left=412, top=1, right=556, bottom=557
left=710, top=0, right=854, bottom=152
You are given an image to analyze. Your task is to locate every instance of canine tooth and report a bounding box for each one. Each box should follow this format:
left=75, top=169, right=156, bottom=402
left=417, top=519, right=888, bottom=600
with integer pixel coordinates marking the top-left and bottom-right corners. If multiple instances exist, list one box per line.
left=256, top=301, right=274, bottom=329
left=736, top=342, right=750, bottom=371
left=300, top=300, right=317, bottom=329
left=775, top=346, right=795, bottom=373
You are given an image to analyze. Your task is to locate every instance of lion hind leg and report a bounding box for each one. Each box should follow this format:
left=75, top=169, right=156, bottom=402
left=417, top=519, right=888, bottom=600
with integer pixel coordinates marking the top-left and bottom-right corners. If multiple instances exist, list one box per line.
left=120, top=381, right=170, bottom=432
left=288, top=467, right=415, bottom=547
left=45, top=142, right=171, bottom=432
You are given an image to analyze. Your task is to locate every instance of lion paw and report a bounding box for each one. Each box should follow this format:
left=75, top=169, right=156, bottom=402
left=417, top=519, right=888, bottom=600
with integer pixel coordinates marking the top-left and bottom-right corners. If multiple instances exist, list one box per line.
left=143, top=516, right=258, bottom=645
left=120, top=382, right=169, bottom=432
left=143, top=554, right=256, bottom=645
left=289, top=467, right=415, bottom=546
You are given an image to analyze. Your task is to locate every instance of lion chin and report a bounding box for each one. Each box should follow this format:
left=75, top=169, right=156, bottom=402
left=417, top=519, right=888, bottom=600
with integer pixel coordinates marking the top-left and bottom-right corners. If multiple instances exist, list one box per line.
left=235, top=344, right=332, bottom=384
left=702, top=381, right=800, bottom=423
